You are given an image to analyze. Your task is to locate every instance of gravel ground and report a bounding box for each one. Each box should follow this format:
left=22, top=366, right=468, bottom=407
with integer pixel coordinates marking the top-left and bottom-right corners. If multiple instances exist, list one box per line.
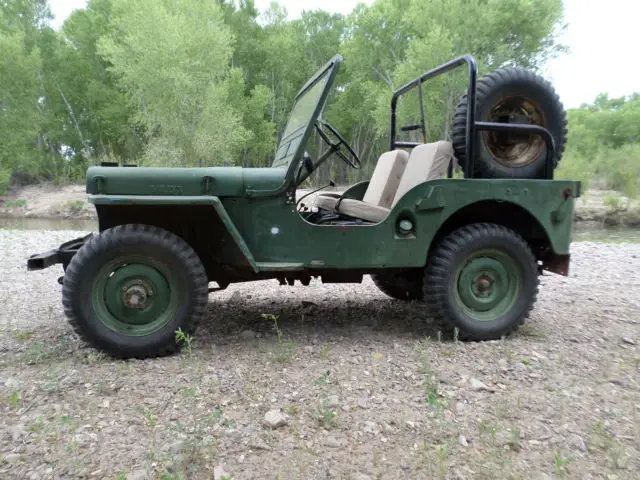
left=1, top=230, right=639, bottom=480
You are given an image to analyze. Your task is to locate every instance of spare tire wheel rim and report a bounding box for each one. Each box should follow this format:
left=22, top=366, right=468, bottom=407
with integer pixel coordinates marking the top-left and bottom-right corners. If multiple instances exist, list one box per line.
left=482, top=96, right=547, bottom=168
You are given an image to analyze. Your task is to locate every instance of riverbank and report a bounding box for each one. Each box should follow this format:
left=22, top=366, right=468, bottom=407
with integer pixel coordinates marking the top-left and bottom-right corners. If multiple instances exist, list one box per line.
left=1, top=182, right=639, bottom=227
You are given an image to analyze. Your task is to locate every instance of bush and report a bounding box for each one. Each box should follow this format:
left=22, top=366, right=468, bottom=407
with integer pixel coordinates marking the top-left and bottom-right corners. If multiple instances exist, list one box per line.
left=0, top=168, right=11, bottom=196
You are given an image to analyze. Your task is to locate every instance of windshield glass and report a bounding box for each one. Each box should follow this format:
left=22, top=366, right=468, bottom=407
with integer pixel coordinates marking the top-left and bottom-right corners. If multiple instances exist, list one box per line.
left=271, top=63, right=335, bottom=169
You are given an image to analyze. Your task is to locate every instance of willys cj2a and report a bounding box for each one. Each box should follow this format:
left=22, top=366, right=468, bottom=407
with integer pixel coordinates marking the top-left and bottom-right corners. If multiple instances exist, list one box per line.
left=27, top=54, right=580, bottom=359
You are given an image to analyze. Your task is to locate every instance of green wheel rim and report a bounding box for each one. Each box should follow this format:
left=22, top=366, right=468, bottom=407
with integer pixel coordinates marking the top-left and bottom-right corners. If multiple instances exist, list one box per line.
left=454, top=248, right=520, bottom=322
left=92, top=254, right=179, bottom=336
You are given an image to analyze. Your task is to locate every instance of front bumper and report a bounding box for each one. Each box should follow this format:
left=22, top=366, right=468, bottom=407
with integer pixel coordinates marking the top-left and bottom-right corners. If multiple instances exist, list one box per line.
left=27, top=234, right=93, bottom=271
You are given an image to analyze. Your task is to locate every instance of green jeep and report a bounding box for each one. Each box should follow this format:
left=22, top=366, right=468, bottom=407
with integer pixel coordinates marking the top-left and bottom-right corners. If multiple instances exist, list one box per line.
left=27, top=54, right=580, bottom=359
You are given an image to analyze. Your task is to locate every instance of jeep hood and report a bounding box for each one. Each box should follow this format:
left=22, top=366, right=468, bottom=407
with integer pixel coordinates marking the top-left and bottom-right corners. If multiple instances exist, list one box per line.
left=85, top=166, right=287, bottom=197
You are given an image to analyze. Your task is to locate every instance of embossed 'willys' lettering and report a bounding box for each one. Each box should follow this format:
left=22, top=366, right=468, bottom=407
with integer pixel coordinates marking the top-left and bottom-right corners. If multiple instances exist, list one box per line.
left=149, top=185, right=184, bottom=195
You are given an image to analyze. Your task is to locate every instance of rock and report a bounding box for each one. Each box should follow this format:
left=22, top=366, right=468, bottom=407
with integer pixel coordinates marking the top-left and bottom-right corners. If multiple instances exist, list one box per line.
left=214, top=464, right=230, bottom=480
left=455, top=402, right=468, bottom=414
left=263, top=409, right=287, bottom=428
left=240, top=330, right=256, bottom=340
left=327, top=394, right=340, bottom=408
left=621, top=337, right=636, bottom=346
left=469, top=378, right=495, bottom=392
left=568, top=434, right=588, bottom=453
left=5, top=453, right=21, bottom=464
left=324, top=436, right=343, bottom=448
left=458, top=435, right=469, bottom=447
left=249, top=438, right=271, bottom=450
left=363, top=421, right=379, bottom=435
left=166, top=440, right=185, bottom=454
left=126, top=469, right=148, bottom=480
left=9, top=424, right=26, bottom=442
left=357, top=397, right=369, bottom=409
left=4, top=377, right=19, bottom=389
left=351, top=474, right=372, bottom=480
left=303, top=346, right=314, bottom=353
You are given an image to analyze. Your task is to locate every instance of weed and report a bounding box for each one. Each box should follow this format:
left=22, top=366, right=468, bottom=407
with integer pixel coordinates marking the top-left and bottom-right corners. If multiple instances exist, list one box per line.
left=591, top=420, right=627, bottom=469
left=553, top=451, right=574, bottom=477
left=478, top=419, right=499, bottom=447
left=65, top=200, right=85, bottom=213
left=60, top=415, right=73, bottom=425
left=20, top=341, right=57, bottom=365
left=262, top=313, right=296, bottom=362
left=312, top=398, right=338, bottom=428
left=11, top=329, right=34, bottom=341
left=175, top=328, right=193, bottom=354
left=313, top=371, right=330, bottom=385
left=7, top=390, right=20, bottom=408
left=283, top=405, right=298, bottom=416
left=508, top=427, right=522, bottom=451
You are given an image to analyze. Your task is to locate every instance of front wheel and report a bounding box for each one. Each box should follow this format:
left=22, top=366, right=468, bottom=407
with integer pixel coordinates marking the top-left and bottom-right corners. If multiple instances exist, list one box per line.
left=424, top=223, right=539, bottom=340
left=61, top=224, right=209, bottom=359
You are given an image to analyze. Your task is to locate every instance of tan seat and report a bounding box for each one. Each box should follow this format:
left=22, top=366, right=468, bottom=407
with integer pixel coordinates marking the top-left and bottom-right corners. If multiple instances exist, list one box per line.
left=336, top=141, right=457, bottom=222
left=315, top=149, right=409, bottom=212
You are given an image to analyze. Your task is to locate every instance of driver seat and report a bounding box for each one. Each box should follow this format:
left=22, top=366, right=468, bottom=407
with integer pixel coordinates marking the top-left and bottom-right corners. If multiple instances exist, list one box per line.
left=320, top=141, right=456, bottom=223
left=314, top=149, right=410, bottom=213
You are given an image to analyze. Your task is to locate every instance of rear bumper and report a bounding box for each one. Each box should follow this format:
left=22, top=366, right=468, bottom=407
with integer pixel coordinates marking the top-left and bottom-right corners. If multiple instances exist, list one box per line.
left=27, top=234, right=93, bottom=271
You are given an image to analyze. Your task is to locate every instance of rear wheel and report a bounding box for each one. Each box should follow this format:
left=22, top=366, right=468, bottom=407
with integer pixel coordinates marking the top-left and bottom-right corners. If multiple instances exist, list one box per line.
left=62, top=224, right=208, bottom=359
left=370, top=270, right=424, bottom=301
left=424, top=223, right=538, bottom=340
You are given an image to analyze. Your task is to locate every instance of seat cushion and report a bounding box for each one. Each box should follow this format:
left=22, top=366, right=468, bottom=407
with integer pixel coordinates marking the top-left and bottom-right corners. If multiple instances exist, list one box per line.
left=315, top=193, right=341, bottom=211
left=336, top=198, right=390, bottom=223
left=392, top=141, right=456, bottom=206
left=363, top=149, right=409, bottom=208
left=314, top=149, right=409, bottom=213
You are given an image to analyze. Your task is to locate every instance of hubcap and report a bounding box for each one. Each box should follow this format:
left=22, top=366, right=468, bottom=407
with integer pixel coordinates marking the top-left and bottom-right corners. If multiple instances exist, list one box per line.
left=455, top=249, right=520, bottom=322
left=92, top=257, right=178, bottom=336
left=482, top=96, right=546, bottom=167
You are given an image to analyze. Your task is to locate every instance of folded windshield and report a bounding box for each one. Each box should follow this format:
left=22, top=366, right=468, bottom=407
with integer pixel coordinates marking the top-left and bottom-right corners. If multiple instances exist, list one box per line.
left=271, top=56, right=341, bottom=169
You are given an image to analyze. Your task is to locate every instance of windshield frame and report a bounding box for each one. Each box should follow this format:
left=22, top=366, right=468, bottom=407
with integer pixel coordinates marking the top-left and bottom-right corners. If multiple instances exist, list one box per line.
left=271, top=54, right=343, bottom=179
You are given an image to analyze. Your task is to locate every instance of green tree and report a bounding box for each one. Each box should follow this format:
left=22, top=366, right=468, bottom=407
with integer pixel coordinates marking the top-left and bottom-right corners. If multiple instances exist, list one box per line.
left=98, top=0, right=250, bottom=166
left=0, top=30, right=41, bottom=191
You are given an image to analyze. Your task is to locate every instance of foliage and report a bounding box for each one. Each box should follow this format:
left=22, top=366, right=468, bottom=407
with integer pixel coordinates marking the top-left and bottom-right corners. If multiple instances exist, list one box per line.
left=560, top=94, right=640, bottom=198
left=12, top=0, right=639, bottom=194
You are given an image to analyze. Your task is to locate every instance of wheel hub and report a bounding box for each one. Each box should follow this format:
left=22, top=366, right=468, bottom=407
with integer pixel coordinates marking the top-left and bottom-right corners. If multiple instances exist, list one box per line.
left=484, top=96, right=546, bottom=167
left=123, top=284, right=150, bottom=309
left=93, top=260, right=175, bottom=335
left=455, top=250, right=520, bottom=322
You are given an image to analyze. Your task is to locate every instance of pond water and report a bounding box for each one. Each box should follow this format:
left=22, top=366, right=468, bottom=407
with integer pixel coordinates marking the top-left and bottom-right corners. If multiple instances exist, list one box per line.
left=0, top=216, right=638, bottom=243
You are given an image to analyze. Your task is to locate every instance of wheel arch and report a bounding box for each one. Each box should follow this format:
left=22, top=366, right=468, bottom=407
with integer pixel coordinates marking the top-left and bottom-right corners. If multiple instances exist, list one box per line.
left=429, top=200, right=567, bottom=274
left=94, top=203, right=256, bottom=283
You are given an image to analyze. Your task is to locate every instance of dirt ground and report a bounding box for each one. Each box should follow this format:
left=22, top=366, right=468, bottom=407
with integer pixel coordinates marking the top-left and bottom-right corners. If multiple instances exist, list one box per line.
left=1, top=182, right=640, bottom=226
left=0, top=229, right=638, bottom=480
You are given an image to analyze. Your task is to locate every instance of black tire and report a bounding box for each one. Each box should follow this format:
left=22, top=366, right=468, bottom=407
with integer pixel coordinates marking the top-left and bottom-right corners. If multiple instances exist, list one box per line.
left=451, top=67, right=567, bottom=179
left=62, top=224, right=208, bottom=359
left=371, top=270, right=424, bottom=301
left=424, top=223, right=538, bottom=341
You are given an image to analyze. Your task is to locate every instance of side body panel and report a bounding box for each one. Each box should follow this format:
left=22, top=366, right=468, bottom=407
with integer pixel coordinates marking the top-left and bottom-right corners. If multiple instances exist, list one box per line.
left=222, top=178, right=579, bottom=269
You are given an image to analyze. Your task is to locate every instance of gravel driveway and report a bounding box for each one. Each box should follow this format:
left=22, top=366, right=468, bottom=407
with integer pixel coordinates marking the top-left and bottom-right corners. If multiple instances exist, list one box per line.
left=1, top=229, right=639, bottom=480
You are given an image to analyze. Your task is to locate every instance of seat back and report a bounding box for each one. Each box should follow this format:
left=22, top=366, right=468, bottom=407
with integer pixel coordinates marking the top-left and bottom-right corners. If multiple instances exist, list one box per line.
left=361, top=149, right=409, bottom=208
left=391, top=141, right=457, bottom=207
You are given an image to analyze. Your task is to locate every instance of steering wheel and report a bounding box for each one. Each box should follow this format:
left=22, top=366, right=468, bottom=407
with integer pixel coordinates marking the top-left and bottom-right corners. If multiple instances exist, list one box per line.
left=314, top=119, right=361, bottom=169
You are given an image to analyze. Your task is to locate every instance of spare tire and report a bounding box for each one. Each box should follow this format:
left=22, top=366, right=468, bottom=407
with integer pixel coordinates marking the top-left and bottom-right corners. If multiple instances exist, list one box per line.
left=451, top=67, right=568, bottom=179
